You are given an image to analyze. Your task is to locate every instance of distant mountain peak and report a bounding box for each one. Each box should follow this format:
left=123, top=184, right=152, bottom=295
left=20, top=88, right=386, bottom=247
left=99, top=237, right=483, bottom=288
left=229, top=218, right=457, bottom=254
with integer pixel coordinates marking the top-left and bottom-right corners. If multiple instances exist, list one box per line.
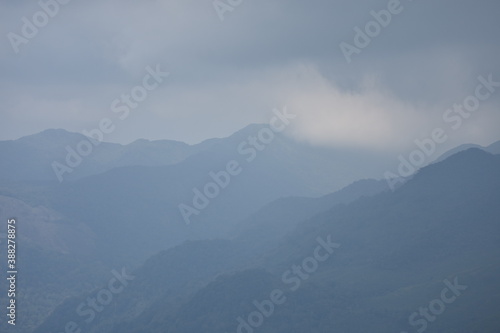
left=433, top=140, right=500, bottom=163
left=399, top=148, right=497, bottom=195
left=441, top=147, right=493, bottom=163
left=16, top=128, right=89, bottom=147
left=21, top=128, right=84, bottom=139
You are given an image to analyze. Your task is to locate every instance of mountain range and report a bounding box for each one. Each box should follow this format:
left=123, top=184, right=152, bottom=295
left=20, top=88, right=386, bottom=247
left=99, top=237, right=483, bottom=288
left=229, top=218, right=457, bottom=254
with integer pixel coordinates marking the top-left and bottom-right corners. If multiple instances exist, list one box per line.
left=0, top=127, right=499, bottom=333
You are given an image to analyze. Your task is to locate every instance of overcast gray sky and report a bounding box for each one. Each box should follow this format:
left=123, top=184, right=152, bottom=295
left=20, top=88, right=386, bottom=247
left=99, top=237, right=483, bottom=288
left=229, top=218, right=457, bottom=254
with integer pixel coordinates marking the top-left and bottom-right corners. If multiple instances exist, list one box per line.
left=1, top=0, right=499, bottom=152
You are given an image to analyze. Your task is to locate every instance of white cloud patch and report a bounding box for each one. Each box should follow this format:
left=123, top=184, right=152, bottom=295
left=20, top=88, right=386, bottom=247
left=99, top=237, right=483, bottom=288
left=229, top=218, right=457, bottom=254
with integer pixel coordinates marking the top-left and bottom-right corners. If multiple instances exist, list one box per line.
left=268, top=65, right=428, bottom=150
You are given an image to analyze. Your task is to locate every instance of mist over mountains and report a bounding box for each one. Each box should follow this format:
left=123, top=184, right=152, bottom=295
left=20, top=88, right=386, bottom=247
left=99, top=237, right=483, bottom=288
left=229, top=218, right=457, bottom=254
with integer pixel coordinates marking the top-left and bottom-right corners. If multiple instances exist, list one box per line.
left=2, top=0, right=500, bottom=332
left=0, top=126, right=499, bottom=333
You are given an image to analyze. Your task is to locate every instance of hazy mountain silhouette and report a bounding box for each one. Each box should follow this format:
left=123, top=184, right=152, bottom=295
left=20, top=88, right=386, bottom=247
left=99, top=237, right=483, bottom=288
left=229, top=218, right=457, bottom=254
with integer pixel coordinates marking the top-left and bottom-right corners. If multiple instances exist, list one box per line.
left=433, top=139, right=499, bottom=163
left=0, top=129, right=199, bottom=182
left=1, top=127, right=499, bottom=333
left=32, top=149, right=500, bottom=333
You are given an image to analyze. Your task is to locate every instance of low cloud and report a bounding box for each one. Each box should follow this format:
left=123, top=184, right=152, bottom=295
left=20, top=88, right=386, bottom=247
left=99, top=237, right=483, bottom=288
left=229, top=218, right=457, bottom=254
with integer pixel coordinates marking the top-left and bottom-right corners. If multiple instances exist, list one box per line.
left=0, top=0, right=499, bottom=150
